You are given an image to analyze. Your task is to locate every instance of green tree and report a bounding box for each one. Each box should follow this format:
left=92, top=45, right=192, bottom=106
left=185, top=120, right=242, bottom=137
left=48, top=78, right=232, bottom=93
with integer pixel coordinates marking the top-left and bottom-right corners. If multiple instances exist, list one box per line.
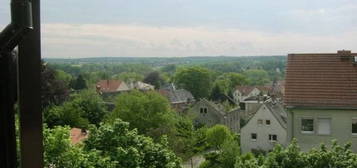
left=174, top=67, right=213, bottom=99
left=55, top=69, right=73, bottom=87
left=143, top=71, right=165, bottom=89
left=44, top=126, right=116, bottom=168
left=206, top=125, right=233, bottom=149
left=84, top=119, right=181, bottom=168
left=71, top=74, right=87, bottom=90
left=114, top=72, right=144, bottom=83
left=243, top=69, right=270, bottom=86
left=44, top=90, right=107, bottom=128
left=110, top=90, right=176, bottom=135
left=41, top=62, right=69, bottom=108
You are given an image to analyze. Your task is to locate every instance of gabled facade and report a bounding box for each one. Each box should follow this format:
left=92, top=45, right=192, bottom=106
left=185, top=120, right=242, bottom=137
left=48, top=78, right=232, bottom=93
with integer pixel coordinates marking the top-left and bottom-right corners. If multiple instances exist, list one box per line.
left=189, top=99, right=240, bottom=133
left=285, top=50, right=357, bottom=152
left=233, top=86, right=261, bottom=103
left=240, top=101, right=287, bottom=154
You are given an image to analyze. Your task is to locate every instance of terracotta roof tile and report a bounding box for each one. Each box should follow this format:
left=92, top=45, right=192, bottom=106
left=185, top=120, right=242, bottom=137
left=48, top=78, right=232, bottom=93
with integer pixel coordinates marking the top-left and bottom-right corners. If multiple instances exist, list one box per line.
left=284, top=50, right=357, bottom=108
left=96, top=80, right=123, bottom=93
left=70, top=128, right=88, bottom=144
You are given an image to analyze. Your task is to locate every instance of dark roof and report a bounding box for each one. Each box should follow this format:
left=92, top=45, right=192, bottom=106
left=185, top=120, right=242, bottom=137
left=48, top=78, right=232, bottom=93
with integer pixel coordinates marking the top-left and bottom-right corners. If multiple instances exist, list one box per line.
left=159, top=87, right=195, bottom=104
left=265, top=101, right=287, bottom=128
left=285, top=50, right=357, bottom=108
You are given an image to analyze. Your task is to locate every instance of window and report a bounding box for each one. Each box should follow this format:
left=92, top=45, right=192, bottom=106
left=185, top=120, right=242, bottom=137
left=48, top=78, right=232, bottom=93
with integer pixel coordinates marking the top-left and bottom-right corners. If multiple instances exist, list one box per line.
left=352, top=119, right=357, bottom=135
left=266, top=120, right=271, bottom=126
left=257, top=119, right=263, bottom=125
left=251, top=133, right=257, bottom=141
left=317, top=118, right=331, bottom=135
left=301, top=118, right=314, bottom=133
left=200, top=107, right=207, bottom=114
left=268, top=134, right=277, bottom=142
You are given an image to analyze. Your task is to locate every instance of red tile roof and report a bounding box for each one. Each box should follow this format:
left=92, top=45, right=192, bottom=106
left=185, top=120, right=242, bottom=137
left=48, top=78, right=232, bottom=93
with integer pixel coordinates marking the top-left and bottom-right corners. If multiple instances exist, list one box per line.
left=235, top=86, right=257, bottom=96
left=70, top=128, right=88, bottom=144
left=284, top=50, right=357, bottom=108
left=96, top=80, right=123, bottom=93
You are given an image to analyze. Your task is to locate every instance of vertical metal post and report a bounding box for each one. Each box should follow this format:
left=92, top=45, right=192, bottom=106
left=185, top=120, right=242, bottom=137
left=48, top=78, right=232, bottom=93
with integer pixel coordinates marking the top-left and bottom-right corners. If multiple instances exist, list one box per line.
left=18, top=0, right=43, bottom=167
left=0, top=52, right=17, bottom=168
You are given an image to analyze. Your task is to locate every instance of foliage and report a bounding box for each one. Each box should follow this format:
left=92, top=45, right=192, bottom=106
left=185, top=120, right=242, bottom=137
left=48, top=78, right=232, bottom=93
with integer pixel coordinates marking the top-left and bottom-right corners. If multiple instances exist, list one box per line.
left=44, top=90, right=107, bottom=128
left=232, top=139, right=357, bottom=168
left=110, top=90, right=176, bottom=135
left=206, top=125, right=234, bottom=149
left=44, top=125, right=116, bottom=168
left=243, top=69, right=270, bottom=86
left=113, top=72, right=144, bottom=83
left=210, top=73, right=247, bottom=102
left=41, top=63, right=70, bottom=108
left=55, top=69, right=73, bottom=87
left=84, top=119, right=181, bottom=168
left=174, top=66, right=213, bottom=99
left=70, top=74, right=88, bottom=90
left=143, top=71, right=166, bottom=89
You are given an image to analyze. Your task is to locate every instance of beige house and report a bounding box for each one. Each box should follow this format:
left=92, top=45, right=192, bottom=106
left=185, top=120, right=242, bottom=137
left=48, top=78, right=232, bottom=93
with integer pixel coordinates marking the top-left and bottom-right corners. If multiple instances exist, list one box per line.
left=285, top=50, right=357, bottom=152
left=241, top=100, right=287, bottom=154
left=189, top=99, right=240, bottom=133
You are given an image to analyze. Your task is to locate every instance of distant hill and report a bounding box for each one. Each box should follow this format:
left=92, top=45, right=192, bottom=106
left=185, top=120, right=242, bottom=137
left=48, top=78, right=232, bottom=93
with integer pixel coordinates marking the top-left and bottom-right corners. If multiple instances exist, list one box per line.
left=44, top=56, right=286, bottom=67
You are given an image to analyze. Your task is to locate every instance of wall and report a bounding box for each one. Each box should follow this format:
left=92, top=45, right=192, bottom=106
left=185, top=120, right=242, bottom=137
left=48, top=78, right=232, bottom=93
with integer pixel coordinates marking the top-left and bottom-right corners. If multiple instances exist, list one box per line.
left=241, top=104, right=287, bottom=154
left=287, top=109, right=357, bottom=152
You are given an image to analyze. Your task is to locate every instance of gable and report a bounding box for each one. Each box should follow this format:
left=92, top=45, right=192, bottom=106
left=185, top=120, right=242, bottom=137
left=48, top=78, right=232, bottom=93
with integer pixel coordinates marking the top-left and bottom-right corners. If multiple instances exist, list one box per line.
left=241, top=104, right=286, bottom=132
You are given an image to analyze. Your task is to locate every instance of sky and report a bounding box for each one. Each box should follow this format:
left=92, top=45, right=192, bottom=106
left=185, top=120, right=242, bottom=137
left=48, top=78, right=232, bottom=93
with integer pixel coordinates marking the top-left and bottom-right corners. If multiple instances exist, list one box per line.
left=1, top=0, right=357, bottom=58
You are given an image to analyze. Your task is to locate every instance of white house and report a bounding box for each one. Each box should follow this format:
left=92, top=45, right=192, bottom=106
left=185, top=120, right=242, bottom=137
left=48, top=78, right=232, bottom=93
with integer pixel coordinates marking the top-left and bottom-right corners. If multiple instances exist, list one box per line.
left=233, top=86, right=262, bottom=103
left=240, top=100, right=287, bottom=154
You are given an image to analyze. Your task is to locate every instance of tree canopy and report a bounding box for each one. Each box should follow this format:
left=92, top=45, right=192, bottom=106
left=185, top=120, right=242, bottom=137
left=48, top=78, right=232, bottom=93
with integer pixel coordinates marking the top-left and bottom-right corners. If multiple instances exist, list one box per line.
left=174, top=67, right=213, bottom=99
left=110, top=90, right=176, bottom=135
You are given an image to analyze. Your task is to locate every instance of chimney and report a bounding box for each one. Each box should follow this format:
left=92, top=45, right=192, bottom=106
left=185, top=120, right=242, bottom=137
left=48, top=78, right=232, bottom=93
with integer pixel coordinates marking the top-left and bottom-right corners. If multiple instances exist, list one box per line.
left=338, top=50, right=352, bottom=61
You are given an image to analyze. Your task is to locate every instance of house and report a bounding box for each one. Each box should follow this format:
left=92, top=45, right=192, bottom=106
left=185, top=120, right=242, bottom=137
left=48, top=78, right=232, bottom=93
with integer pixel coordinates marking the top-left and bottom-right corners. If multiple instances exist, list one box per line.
left=70, top=128, right=88, bottom=145
left=285, top=50, right=357, bottom=152
left=96, top=80, right=130, bottom=95
left=240, top=100, right=287, bottom=154
left=189, top=99, right=240, bottom=133
left=159, top=84, right=195, bottom=113
left=129, top=81, right=155, bottom=91
left=233, top=86, right=262, bottom=103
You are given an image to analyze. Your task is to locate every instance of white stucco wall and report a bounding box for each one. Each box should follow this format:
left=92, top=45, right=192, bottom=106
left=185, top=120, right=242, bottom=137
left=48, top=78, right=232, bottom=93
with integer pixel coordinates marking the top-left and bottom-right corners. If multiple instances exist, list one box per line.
left=117, top=82, right=130, bottom=91
left=240, top=104, right=287, bottom=154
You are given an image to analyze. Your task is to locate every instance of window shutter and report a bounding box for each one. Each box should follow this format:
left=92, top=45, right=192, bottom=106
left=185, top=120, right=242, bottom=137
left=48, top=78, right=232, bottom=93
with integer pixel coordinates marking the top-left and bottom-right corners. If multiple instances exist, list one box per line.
left=318, top=118, right=331, bottom=135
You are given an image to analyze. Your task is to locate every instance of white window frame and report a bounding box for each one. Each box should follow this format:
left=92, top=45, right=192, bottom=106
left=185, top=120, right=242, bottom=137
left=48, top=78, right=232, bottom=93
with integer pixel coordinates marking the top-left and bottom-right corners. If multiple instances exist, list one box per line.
left=251, top=133, right=257, bottom=142
left=352, top=118, right=357, bottom=135
left=317, top=118, right=331, bottom=135
left=268, top=134, right=277, bottom=142
left=301, top=117, right=314, bottom=134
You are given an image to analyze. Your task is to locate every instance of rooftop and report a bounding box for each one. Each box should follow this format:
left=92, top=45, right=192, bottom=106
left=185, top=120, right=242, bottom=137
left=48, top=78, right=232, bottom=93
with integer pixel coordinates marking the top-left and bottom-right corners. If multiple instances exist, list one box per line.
left=284, top=50, right=357, bottom=108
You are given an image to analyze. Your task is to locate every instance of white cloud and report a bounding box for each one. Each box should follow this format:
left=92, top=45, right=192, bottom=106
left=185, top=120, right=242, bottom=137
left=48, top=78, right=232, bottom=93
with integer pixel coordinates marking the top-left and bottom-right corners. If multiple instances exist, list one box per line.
left=40, top=23, right=357, bottom=58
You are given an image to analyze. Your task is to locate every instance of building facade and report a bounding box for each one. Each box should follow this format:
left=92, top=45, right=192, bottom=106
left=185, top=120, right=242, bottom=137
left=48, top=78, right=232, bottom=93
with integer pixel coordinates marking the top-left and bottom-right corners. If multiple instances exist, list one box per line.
left=189, top=99, right=240, bottom=133
left=241, top=101, right=287, bottom=154
left=285, top=50, right=357, bottom=152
